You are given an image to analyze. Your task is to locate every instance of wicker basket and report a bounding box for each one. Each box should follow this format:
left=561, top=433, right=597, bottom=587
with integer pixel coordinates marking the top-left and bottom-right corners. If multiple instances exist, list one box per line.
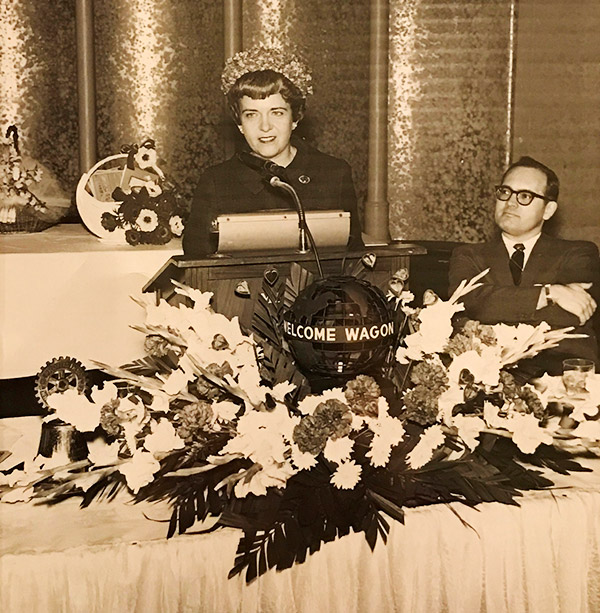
left=0, top=197, right=68, bottom=234
left=0, top=216, right=55, bottom=234
left=0, top=163, right=71, bottom=235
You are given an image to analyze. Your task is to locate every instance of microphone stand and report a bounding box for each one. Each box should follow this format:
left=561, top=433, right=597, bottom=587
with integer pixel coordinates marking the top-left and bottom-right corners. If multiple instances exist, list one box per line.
left=269, top=176, right=323, bottom=278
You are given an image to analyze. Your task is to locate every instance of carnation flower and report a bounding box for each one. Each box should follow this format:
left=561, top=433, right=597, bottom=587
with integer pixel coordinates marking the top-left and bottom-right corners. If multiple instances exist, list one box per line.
left=100, top=398, right=123, bottom=437
left=365, top=398, right=406, bottom=465
left=195, top=362, right=234, bottom=400
left=344, top=375, right=380, bottom=417
left=444, top=320, right=497, bottom=357
left=366, top=400, right=406, bottom=467
left=499, top=372, right=545, bottom=419
left=409, top=359, right=448, bottom=389
left=293, top=415, right=330, bottom=455
left=293, top=399, right=352, bottom=455
left=314, top=400, right=353, bottom=438
left=116, top=396, right=148, bottom=426
left=402, top=385, right=442, bottom=426
left=144, top=334, right=178, bottom=357
left=330, top=460, right=362, bottom=489
left=437, top=383, right=464, bottom=424
left=175, top=400, right=214, bottom=443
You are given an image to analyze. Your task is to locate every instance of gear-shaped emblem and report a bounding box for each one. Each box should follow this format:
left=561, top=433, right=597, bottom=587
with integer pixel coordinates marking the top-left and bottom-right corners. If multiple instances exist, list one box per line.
left=35, top=356, right=88, bottom=410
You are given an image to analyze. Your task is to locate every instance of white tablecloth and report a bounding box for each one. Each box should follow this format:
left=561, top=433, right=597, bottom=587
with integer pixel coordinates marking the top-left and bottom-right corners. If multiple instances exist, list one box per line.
left=2, top=418, right=600, bottom=613
left=0, top=224, right=181, bottom=379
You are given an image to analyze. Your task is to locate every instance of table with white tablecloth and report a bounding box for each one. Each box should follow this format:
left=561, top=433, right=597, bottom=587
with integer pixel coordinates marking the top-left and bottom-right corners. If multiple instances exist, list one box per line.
left=1, top=419, right=600, bottom=613
left=0, top=224, right=181, bottom=380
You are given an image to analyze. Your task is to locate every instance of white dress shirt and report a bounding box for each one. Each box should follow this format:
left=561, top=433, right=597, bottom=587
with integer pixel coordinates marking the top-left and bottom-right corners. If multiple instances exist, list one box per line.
left=501, top=232, right=541, bottom=269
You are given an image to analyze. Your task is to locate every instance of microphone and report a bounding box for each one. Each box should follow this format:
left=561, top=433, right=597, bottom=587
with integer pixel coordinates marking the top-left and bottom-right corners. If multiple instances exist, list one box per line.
left=237, top=151, right=291, bottom=181
left=236, top=153, right=324, bottom=276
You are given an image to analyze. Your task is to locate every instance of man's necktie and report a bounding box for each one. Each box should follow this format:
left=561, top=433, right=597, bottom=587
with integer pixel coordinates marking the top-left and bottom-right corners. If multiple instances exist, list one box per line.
left=509, top=243, right=525, bottom=285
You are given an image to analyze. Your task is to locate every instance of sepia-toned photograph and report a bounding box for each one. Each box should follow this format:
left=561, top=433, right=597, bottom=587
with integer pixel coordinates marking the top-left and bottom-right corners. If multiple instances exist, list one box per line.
left=1, top=1, right=599, bottom=611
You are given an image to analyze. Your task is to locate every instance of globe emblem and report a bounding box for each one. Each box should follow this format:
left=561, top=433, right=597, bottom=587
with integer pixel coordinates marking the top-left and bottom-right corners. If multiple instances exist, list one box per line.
left=283, top=276, right=394, bottom=378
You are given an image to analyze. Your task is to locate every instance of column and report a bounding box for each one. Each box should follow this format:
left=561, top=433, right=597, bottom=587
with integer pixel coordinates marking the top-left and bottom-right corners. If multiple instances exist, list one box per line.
left=75, top=0, right=97, bottom=173
left=364, top=0, right=391, bottom=243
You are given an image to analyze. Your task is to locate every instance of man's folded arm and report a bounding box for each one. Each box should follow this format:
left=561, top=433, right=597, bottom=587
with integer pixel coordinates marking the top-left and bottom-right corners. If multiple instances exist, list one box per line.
left=448, top=247, right=581, bottom=327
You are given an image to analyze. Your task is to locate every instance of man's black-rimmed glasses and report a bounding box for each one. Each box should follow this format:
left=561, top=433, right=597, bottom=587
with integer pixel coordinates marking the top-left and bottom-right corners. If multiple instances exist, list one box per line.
left=494, top=185, right=551, bottom=206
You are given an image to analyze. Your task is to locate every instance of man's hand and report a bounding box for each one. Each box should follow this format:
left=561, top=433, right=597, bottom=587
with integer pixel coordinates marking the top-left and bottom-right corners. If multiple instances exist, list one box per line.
left=546, top=282, right=597, bottom=325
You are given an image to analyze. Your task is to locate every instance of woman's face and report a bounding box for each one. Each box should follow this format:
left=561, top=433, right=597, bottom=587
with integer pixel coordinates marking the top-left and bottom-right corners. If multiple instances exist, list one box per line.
left=238, top=93, right=297, bottom=165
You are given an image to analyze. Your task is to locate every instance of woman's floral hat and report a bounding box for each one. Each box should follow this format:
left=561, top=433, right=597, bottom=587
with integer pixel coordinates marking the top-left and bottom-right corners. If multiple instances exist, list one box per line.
left=221, top=43, right=313, bottom=97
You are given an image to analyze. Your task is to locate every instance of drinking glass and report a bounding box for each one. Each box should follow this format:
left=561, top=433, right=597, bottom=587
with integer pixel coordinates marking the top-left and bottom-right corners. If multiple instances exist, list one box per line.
left=562, top=358, right=595, bottom=396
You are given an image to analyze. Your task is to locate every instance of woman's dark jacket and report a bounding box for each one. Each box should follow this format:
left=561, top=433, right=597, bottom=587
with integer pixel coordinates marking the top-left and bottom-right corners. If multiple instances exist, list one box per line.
left=183, top=138, right=363, bottom=257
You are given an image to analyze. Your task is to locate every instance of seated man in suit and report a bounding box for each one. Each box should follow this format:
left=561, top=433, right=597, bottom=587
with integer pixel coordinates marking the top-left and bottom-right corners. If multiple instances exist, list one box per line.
left=449, top=156, right=599, bottom=376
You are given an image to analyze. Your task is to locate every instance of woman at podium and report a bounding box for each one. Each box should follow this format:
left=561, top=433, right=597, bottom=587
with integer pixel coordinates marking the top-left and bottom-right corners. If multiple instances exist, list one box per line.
left=183, top=45, right=364, bottom=257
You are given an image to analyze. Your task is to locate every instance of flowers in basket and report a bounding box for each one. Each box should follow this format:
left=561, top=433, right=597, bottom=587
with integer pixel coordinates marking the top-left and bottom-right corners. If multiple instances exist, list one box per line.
left=0, top=266, right=595, bottom=582
left=98, top=139, right=187, bottom=245
left=0, top=125, right=67, bottom=232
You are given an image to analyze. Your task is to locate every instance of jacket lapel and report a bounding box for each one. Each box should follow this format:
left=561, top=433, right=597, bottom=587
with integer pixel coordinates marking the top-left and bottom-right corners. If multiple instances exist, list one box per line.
left=234, top=154, right=268, bottom=195
left=521, top=233, right=554, bottom=285
left=484, top=239, right=514, bottom=285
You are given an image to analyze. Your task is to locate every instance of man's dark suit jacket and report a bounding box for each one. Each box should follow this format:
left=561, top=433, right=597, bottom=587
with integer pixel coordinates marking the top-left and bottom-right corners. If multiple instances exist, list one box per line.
left=183, top=138, right=362, bottom=257
left=449, top=233, right=600, bottom=374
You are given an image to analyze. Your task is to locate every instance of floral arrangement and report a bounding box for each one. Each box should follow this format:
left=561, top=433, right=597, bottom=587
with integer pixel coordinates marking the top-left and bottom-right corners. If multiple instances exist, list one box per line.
left=1, top=263, right=598, bottom=583
left=99, top=139, right=187, bottom=246
left=221, top=43, right=313, bottom=97
left=0, top=125, right=66, bottom=232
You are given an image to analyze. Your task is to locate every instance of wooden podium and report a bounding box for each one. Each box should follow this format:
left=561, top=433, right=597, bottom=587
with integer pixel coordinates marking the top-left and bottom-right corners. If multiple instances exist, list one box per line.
left=143, top=243, right=427, bottom=331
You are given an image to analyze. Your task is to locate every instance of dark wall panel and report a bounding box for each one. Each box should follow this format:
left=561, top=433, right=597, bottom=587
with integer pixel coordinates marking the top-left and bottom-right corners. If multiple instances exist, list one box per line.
left=94, top=0, right=225, bottom=201
left=512, top=0, right=600, bottom=247
left=243, top=0, right=371, bottom=212
left=388, top=0, right=514, bottom=242
left=0, top=0, right=78, bottom=192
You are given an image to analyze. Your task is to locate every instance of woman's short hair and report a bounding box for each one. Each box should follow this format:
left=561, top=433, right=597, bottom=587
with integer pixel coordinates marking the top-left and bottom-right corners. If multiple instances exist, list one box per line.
left=502, top=156, right=560, bottom=201
left=226, top=70, right=306, bottom=125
